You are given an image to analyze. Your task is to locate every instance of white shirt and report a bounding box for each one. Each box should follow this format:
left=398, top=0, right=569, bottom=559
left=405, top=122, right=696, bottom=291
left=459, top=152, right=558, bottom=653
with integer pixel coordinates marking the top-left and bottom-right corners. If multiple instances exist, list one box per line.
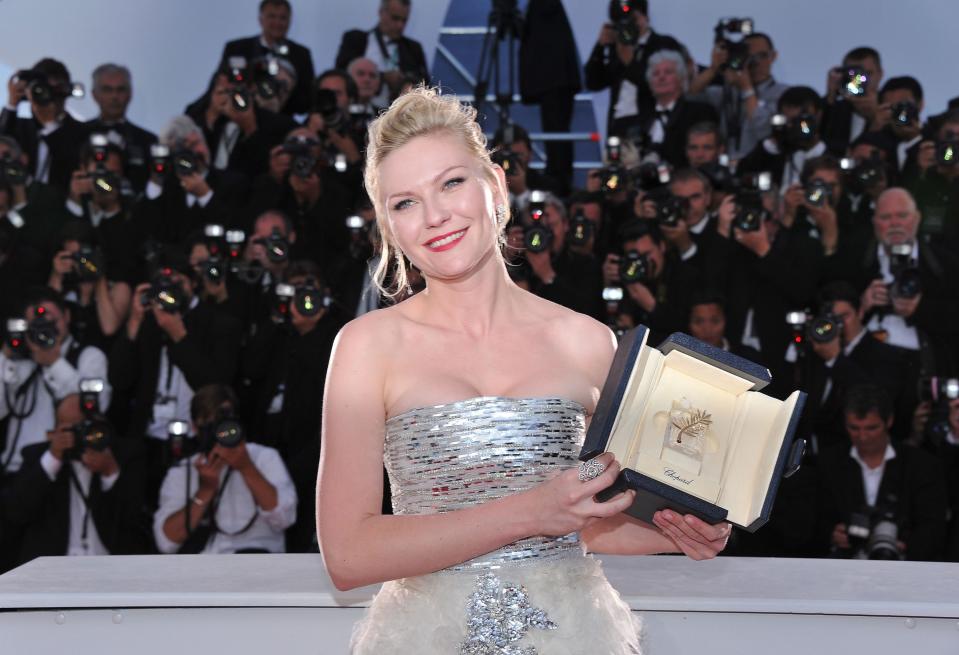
left=65, top=199, right=121, bottom=228
left=866, top=242, right=920, bottom=351
left=850, top=443, right=896, bottom=507
left=896, top=135, right=922, bottom=172
left=153, top=442, right=297, bottom=554
left=145, top=176, right=214, bottom=208
left=39, top=450, right=119, bottom=556
left=213, top=122, right=241, bottom=170
left=363, top=29, right=396, bottom=109
left=0, top=339, right=111, bottom=472
left=849, top=112, right=867, bottom=145
left=146, top=297, right=201, bottom=439
left=647, top=99, right=676, bottom=145
left=612, top=32, right=650, bottom=120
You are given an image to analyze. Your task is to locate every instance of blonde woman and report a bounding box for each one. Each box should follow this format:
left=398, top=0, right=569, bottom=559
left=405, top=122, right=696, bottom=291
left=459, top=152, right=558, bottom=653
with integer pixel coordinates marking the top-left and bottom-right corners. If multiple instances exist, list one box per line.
left=317, top=87, right=729, bottom=654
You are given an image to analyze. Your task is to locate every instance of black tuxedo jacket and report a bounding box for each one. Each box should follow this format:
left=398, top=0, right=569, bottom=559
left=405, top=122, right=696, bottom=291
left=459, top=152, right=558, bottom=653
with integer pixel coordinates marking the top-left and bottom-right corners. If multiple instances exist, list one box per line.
left=830, top=239, right=959, bottom=375
left=2, top=439, right=150, bottom=564
left=108, top=301, right=241, bottom=436
left=820, top=98, right=864, bottom=157
left=816, top=442, right=948, bottom=561
left=634, top=97, right=718, bottom=168
left=0, top=109, right=87, bottom=195
left=134, top=167, right=248, bottom=245
left=583, top=31, right=682, bottom=134
left=335, top=28, right=429, bottom=84
left=222, top=36, right=315, bottom=115
left=83, top=118, right=158, bottom=193
left=706, top=227, right=823, bottom=399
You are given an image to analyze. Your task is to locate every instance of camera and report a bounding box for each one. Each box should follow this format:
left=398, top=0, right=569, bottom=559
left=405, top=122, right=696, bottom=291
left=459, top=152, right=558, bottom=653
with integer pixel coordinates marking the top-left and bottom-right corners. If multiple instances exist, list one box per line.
left=632, top=160, right=672, bottom=192
left=568, top=208, right=594, bottom=247
left=608, top=0, right=640, bottom=46
left=492, top=149, right=522, bottom=177
left=167, top=420, right=194, bottom=460
left=88, top=133, right=124, bottom=196
left=602, top=286, right=624, bottom=303
left=0, top=153, right=27, bottom=186
left=646, top=188, right=687, bottom=227
left=252, top=56, right=287, bottom=101
left=698, top=157, right=735, bottom=194
left=70, top=244, right=104, bottom=283
left=714, top=18, right=754, bottom=72
left=935, top=134, right=958, bottom=167
left=524, top=190, right=552, bottom=254
left=172, top=148, right=200, bottom=178
left=619, top=250, right=653, bottom=284
left=345, top=214, right=367, bottom=233
left=203, top=224, right=226, bottom=258
left=843, top=155, right=885, bottom=194
left=313, top=88, right=347, bottom=133
left=150, top=144, right=170, bottom=177
left=224, top=56, right=252, bottom=112
left=66, top=416, right=114, bottom=459
left=253, top=227, right=290, bottom=264
left=598, top=136, right=628, bottom=194
left=26, top=306, right=59, bottom=350
left=281, top=135, right=320, bottom=179
left=890, top=101, right=918, bottom=128
left=732, top=171, right=772, bottom=231
left=808, top=312, right=841, bottom=343
left=888, top=243, right=921, bottom=300
left=847, top=507, right=902, bottom=560
left=274, top=280, right=332, bottom=321
left=14, top=69, right=85, bottom=106
left=838, top=66, right=869, bottom=98
left=804, top=179, right=832, bottom=208
left=5, top=318, right=29, bottom=359
left=140, top=268, right=188, bottom=313
left=771, top=112, right=818, bottom=150
left=200, top=257, right=226, bottom=284
left=79, top=378, right=104, bottom=416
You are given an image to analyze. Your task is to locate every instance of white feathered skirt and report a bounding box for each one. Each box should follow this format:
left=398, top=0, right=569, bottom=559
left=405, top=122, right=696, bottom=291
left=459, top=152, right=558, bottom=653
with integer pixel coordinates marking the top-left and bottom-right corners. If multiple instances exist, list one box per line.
left=350, top=554, right=643, bottom=654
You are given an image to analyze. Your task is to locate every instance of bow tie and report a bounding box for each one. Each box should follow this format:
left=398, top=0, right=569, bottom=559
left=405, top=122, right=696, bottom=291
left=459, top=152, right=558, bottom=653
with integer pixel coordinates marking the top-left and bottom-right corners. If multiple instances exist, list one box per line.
left=655, top=108, right=672, bottom=122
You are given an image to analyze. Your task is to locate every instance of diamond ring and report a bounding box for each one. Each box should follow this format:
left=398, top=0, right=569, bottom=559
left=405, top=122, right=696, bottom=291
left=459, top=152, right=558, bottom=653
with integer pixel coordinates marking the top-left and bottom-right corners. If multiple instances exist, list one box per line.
left=578, top=457, right=606, bottom=482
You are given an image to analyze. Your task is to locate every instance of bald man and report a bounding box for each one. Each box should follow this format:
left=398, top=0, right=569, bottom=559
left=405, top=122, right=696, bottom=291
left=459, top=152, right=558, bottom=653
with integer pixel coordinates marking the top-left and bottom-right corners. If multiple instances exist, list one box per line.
left=837, top=187, right=959, bottom=375
left=1, top=394, right=148, bottom=566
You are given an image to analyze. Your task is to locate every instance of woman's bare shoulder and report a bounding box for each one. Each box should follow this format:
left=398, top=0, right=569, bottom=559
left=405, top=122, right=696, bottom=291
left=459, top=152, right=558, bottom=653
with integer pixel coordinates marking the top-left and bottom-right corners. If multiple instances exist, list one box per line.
left=331, top=305, right=409, bottom=365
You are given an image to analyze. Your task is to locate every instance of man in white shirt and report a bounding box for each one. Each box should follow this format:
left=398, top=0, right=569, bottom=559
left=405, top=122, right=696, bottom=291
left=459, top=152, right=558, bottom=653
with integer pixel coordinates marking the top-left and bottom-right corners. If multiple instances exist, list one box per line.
left=0, top=288, right=110, bottom=475
left=817, top=383, right=947, bottom=561
left=153, top=384, right=296, bottom=554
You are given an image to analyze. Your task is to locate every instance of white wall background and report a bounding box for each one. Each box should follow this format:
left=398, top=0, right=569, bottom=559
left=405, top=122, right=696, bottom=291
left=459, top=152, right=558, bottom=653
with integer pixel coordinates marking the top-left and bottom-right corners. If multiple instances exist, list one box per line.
left=0, top=0, right=953, bottom=134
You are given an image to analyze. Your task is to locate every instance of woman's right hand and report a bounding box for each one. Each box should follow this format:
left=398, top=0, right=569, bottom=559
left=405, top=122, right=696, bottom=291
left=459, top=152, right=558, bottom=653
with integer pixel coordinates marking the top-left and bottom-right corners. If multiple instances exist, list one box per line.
left=527, top=452, right=635, bottom=537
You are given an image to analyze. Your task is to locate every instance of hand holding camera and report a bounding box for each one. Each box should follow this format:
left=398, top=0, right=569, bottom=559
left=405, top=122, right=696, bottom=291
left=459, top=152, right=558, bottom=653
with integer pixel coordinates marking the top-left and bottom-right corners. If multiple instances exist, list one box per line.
left=860, top=278, right=890, bottom=316
left=46, top=427, right=76, bottom=462
left=178, top=171, right=211, bottom=199
left=210, top=442, right=254, bottom=475
left=268, top=144, right=292, bottom=183
left=733, top=222, right=771, bottom=257
left=195, top=451, right=226, bottom=494
left=81, top=447, right=119, bottom=477
left=7, top=73, right=27, bottom=106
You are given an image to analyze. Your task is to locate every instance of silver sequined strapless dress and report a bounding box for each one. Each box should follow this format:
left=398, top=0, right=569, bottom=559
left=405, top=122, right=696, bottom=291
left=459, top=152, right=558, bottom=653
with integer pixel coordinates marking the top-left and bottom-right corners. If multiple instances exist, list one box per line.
left=350, top=397, right=643, bottom=654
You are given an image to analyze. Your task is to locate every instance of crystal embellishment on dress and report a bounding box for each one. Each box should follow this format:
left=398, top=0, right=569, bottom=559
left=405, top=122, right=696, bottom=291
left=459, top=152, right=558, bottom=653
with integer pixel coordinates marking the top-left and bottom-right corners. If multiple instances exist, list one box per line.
left=460, top=572, right=558, bottom=655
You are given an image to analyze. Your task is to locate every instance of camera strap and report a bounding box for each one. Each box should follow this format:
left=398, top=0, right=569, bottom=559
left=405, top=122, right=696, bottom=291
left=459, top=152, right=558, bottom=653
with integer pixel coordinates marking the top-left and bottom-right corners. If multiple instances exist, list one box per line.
left=0, top=365, right=42, bottom=472
left=66, top=463, right=94, bottom=551
left=209, top=468, right=258, bottom=538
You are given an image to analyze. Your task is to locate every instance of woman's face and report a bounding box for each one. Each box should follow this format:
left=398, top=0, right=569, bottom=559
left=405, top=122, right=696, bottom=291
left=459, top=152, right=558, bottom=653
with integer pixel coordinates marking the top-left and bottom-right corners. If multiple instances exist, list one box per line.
left=378, top=131, right=502, bottom=283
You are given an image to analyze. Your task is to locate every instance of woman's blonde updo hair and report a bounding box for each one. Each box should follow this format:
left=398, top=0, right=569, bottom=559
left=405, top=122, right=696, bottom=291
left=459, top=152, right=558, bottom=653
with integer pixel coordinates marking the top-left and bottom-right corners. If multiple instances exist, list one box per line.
left=364, top=85, right=509, bottom=298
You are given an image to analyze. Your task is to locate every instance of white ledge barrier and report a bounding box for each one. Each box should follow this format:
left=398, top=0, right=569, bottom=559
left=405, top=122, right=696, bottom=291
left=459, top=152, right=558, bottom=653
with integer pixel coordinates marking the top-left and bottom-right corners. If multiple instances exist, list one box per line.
left=1, top=554, right=957, bottom=654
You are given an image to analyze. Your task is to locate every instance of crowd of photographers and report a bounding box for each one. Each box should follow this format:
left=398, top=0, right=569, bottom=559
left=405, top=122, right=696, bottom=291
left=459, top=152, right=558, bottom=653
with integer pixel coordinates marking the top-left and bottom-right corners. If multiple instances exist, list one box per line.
left=0, top=0, right=956, bottom=569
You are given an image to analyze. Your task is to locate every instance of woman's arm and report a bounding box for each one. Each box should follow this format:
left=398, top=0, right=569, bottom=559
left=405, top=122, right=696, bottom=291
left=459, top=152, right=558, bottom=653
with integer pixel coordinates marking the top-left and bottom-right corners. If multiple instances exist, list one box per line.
left=95, top=278, right=131, bottom=337
left=316, top=317, right=634, bottom=591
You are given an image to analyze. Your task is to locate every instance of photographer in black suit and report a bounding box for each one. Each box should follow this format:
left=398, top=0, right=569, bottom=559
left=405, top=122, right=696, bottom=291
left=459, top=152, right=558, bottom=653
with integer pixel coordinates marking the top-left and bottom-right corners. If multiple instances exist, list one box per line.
left=838, top=188, right=959, bottom=376
left=220, top=0, right=315, bottom=116
left=821, top=47, right=885, bottom=156
left=816, top=384, right=948, bottom=561
left=636, top=50, right=718, bottom=168
left=584, top=0, right=682, bottom=137
left=108, top=249, right=241, bottom=508
left=1, top=58, right=87, bottom=195
left=798, top=281, right=914, bottom=453
left=83, top=64, right=158, bottom=193
left=335, top=0, right=430, bottom=106
left=904, top=110, right=959, bottom=247
left=2, top=394, right=148, bottom=565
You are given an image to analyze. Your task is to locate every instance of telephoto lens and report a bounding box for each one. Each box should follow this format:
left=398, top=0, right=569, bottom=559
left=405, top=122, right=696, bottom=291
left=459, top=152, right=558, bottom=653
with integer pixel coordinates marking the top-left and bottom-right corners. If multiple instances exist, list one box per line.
left=72, top=244, right=103, bottom=282
left=808, top=313, right=841, bottom=343
left=619, top=251, right=651, bottom=284
left=26, top=308, right=59, bottom=350
left=568, top=210, right=593, bottom=246
left=294, top=284, right=330, bottom=318
left=214, top=412, right=245, bottom=448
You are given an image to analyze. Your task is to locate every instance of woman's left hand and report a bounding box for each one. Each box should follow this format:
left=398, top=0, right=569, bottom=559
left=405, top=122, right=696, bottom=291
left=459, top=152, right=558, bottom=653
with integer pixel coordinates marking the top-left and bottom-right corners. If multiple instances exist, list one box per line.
left=652, top=510, right=730, bottom=560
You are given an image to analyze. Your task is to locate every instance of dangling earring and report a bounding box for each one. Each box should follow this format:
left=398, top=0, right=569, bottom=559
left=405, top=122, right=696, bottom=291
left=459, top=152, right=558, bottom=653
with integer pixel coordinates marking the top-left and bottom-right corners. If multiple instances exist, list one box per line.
left=494, top=203, right=507, bottom=224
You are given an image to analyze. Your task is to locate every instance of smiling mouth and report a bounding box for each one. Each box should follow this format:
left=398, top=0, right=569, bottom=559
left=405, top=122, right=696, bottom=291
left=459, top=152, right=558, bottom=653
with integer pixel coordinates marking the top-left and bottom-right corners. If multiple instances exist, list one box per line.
left=424, top=228, right=468, bottom=250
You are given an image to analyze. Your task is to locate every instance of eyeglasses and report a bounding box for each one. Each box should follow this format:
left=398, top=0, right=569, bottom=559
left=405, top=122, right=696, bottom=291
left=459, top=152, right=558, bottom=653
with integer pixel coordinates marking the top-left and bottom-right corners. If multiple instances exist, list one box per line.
left=751, top=52, right=771, bottom=61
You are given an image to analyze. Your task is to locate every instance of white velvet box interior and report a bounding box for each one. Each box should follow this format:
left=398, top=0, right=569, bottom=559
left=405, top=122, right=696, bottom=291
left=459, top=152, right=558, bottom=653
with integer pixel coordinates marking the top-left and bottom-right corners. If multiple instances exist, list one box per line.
left=604, top=347, right=801, bottom=527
